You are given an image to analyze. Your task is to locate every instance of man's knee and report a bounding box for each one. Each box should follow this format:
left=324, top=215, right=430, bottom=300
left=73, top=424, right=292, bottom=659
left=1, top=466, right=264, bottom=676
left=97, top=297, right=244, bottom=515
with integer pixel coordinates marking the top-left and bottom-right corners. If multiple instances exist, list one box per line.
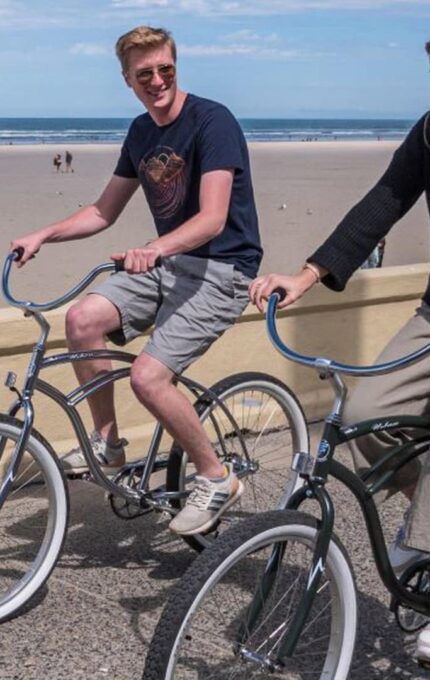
left=65, top=295, right=118, bottom=344
left=66, top=302, right=90, bottom=343
left=130, top=355, right=172, bottom=405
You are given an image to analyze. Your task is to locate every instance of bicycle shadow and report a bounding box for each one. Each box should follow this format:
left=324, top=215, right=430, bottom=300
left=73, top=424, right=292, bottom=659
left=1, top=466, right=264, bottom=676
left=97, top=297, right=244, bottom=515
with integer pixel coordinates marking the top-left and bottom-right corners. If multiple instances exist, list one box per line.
left=61, top=480, right=195, bottom=574
left=0, top=477, right=195, bottom=616
left=138, top=556, right=425, bottom=679
left=2, top=475, right=428, bottom=677
left=351, top=589, right=423, bottom=679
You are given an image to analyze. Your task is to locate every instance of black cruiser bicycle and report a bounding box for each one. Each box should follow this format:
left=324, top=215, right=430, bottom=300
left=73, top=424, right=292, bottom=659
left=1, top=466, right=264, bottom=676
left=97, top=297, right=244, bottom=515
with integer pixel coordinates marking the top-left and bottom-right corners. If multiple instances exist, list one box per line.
left=143, top=290, right=430, bottom=679
left=0, top=252, right=309, bottom=623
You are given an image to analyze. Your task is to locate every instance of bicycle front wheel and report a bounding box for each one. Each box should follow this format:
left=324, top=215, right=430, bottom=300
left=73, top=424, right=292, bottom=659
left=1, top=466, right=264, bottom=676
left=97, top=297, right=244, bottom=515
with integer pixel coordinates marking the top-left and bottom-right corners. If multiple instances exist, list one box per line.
left=0, top=414, right=69, bottom=621
left=167, top=372, right=308, bottom=550
left=143, top=510, right=357, bottom=679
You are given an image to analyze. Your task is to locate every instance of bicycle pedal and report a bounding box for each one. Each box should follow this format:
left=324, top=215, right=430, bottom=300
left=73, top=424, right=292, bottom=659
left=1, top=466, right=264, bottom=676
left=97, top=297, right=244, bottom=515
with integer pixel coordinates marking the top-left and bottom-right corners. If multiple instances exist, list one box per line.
left=65, top=471, right=89, bottom=480
left=107, top=491, right=152, bottom=519
left=4, top=371, right=17, bottom=388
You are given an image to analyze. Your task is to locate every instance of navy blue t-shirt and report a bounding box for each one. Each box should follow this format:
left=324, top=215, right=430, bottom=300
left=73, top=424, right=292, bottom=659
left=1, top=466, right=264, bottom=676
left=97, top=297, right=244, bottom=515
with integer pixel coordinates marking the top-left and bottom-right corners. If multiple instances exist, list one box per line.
left=114, top=94, right=262, bottom=278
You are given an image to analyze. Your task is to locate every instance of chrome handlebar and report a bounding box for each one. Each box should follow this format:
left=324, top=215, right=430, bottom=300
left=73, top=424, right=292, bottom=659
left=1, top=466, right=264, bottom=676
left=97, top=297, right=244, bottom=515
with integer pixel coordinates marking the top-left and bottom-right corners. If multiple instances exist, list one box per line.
left=266, top=292, right=430, bottom=378
left=2, top=250, right=119, bottom=312
left=4, top=254, right=430, bottom=377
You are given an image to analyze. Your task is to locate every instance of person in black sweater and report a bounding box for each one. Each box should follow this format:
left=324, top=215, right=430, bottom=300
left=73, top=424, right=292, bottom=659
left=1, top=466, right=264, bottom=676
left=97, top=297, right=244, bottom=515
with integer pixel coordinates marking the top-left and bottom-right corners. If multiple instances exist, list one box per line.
left=250, top=41, right=430, bottom=668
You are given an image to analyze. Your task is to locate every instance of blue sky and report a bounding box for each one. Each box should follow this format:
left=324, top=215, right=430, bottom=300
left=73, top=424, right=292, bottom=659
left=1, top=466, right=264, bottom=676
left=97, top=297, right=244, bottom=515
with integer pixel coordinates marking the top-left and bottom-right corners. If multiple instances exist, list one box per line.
left=1, top=0, right=430, bottom=119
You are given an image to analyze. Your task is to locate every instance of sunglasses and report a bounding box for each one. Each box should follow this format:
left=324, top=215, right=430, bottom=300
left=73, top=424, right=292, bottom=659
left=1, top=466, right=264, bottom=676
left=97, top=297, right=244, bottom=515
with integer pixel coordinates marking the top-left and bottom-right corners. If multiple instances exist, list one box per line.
left=134, top=63, right=176, bottom=85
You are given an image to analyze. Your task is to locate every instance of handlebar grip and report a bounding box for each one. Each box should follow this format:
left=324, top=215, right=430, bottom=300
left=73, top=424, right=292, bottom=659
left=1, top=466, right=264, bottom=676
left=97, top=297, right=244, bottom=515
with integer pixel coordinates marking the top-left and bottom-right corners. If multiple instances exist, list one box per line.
left=13, top=247, right=25, bottom=262
left=273, top=287, right=287, bottom=302
left=114, top=255, right=162, bottom=273
left=114, top=259, right=125, bottom=272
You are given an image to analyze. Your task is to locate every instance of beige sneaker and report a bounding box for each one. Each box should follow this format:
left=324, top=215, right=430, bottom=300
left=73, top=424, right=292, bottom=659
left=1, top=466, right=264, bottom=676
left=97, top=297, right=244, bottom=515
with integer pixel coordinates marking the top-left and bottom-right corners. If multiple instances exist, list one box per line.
left=169, top=462, right=243, bottom=536
left=61, top=430, right=127, bottom=476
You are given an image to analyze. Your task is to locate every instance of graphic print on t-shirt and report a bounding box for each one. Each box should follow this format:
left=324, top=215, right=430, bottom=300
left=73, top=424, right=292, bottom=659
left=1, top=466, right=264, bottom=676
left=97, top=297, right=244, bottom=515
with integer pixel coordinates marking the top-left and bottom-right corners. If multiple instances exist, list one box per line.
left=138, top=146, right=186, bottom=219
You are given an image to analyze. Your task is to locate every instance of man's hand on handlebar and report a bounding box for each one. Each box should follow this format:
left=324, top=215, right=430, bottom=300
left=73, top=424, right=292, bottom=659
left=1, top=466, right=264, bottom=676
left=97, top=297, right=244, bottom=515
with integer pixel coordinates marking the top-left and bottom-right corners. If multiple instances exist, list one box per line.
left=10, top=235, right=43, bottom=268
left=111, top=244, right=162, bottom=274
left=249, top=269, right=319, bottom=313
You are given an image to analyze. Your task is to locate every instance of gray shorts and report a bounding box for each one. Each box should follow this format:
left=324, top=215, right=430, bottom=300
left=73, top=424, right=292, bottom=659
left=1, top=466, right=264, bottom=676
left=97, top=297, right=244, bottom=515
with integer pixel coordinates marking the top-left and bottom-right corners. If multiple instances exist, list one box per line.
left=91, top=254, right=252, bottom=375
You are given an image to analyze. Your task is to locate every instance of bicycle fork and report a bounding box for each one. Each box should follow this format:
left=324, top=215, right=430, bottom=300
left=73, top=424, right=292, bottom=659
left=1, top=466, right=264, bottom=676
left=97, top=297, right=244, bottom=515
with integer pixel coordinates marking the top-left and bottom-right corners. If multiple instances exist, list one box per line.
left=236, top=479, right=335, bottom=671
left=237, top=371, right=344, bottom=670
left=0, top=310, right=48, bottom=508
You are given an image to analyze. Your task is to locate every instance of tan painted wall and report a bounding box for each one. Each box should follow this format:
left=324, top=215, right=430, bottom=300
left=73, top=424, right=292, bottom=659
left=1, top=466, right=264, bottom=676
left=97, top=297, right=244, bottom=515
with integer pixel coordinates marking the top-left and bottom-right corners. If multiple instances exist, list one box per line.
left=0, top=264, right=427, bottom=458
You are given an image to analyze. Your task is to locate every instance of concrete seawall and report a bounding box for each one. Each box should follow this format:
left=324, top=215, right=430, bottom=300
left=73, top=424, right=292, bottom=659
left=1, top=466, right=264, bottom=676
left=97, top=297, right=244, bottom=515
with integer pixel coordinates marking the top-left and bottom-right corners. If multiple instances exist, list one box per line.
left=0, top=263, right=427, bottom=457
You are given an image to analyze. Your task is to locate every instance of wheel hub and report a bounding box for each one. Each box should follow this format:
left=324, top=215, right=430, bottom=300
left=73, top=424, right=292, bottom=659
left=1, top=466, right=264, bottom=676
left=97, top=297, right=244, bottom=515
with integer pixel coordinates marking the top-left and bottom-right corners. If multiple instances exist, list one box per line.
left=227, top=453, right=259, bottom=476
left=239, top=647, right=280, bottom=673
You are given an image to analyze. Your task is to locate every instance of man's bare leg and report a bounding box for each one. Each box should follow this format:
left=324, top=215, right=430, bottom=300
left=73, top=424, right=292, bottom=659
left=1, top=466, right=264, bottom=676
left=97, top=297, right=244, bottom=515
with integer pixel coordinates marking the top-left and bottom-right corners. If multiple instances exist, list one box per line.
left=130, top=353, right=224, bottom=479
left=66, top=299, right=224, bottom=477
left=65, top=294, right=124, bottom=460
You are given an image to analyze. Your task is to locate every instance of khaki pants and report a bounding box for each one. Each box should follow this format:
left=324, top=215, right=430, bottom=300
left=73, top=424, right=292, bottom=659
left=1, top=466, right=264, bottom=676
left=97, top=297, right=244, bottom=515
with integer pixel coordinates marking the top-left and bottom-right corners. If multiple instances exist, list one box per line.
left=343, top=302, right=430, bottom=552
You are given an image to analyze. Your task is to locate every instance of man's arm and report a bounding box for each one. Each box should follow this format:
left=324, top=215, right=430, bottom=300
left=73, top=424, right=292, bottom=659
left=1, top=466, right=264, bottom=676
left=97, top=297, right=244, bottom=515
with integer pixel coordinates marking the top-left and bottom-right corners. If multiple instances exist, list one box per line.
left=11, top=175, right=139, bottom=266
left=158, top=169, right=234, bottom=253
left=111, top=169, right=234, bottom=273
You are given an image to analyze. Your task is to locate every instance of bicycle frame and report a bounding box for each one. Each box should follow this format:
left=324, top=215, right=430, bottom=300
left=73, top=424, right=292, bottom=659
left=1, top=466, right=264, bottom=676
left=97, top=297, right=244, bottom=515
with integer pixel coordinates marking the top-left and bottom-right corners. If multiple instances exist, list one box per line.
left=279, top=416, right=430, bottom=658
left=0, top=252, right=247, bottom=514
left=240, top=293, right=430, bottom=668
left=1, top=342, right=248, bottom=513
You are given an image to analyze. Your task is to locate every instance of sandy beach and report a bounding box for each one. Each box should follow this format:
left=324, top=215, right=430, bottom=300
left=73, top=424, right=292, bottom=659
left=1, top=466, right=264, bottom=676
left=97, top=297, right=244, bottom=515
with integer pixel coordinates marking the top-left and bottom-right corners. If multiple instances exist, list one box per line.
left=0, top=141, right=428, bottom=307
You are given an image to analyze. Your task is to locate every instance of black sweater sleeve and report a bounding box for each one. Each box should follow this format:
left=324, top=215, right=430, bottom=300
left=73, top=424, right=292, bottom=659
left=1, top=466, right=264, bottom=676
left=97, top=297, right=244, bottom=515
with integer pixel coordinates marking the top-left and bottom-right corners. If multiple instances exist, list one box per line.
left=309, top=114, right=428, bottom=291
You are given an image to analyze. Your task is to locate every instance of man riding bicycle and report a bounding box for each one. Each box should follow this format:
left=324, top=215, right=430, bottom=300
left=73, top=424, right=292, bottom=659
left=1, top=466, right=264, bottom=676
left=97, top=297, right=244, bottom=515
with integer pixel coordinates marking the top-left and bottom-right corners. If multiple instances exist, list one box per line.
left=11, top=25, right=262, bottom=537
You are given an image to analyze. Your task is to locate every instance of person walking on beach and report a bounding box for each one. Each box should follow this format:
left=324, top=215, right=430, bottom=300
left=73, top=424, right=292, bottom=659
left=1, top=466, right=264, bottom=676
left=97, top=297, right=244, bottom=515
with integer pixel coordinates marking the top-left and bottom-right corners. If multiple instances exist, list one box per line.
left=65, top=150, right=73, bottom=173
left=249, top=38, right=430, bottom=669
left=10, top=25, right=262, bottom=537
left=53, top=153, right=61, bottom=172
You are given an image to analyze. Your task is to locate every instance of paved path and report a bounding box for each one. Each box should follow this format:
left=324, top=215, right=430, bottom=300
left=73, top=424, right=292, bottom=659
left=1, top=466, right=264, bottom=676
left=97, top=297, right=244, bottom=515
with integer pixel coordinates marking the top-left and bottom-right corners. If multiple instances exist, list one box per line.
left=0, top=424, right=428, bottom=679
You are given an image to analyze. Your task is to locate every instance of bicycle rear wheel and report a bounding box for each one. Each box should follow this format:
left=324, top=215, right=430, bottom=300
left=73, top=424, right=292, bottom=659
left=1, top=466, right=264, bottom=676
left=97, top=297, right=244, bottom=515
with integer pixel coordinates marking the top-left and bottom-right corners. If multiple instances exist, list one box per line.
left=167, top=372, right=308, bottom=550
left=143, top=510, right=357, bottom=679
left=0, top=414, right=69, bottom=621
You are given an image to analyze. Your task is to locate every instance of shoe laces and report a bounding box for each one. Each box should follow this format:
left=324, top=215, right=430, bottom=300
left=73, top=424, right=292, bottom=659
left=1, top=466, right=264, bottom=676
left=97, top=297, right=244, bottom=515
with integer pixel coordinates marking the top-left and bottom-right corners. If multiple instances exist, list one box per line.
left=187, top=478, right=214, bottom=510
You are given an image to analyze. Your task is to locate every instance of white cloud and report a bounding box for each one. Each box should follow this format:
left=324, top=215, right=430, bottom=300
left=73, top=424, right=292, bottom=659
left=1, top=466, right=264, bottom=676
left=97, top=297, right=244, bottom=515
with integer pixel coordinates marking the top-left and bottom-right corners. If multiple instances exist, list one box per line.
left=70, top=42, right=109, bottom=56
left=0, top=1, right=90, bottom=28
left=0, top=0, right=32, bottom=26
left=179, top=42, right=303, bottom=59
left=0, top=0, right=17, bottom=12
left=111, top=0, right=176, bottom=7
left=221, top=29, right=279, bottom=44
left=180, top=44, right=252, bottom=56
left=110, top=0, right=430, bottom=14
left=180, top=28, right=307, bottom=60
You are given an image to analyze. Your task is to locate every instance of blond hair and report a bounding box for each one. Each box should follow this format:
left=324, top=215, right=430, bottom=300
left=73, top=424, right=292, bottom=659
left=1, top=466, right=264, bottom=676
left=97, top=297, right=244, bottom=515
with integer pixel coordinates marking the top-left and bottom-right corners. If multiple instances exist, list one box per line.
left=115, top=26, right=176, bottom=71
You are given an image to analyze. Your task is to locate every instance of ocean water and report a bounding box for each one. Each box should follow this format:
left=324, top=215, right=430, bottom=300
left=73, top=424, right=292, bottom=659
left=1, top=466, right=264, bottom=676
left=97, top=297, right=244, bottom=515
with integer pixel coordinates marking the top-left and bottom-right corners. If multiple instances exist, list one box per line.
left=0, top=117, right=414, bottom=145
left=240, top=118, right=413, bottom=142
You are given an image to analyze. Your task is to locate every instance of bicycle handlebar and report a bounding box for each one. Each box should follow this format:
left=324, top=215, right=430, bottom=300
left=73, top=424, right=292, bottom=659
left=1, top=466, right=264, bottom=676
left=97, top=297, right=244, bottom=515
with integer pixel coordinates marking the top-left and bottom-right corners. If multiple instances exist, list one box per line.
left=6, top=253, right=430, bottom=376
left=2, top=250, right=122, bottom=312
left=266, top=291, right=430, bottom=377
